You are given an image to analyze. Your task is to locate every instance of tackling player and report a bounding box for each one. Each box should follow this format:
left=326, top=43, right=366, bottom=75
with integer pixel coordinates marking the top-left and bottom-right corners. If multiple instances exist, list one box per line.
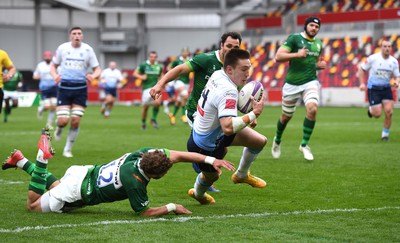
left=2, top=128, right=235, bottom=216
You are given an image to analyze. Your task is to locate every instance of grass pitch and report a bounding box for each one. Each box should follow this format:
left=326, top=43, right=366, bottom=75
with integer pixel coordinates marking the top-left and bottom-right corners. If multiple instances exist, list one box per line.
left=0, top=105, right=399, bottom=242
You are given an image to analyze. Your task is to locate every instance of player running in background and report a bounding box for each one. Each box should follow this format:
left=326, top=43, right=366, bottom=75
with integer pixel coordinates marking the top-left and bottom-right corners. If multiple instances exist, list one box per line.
left=2, top=128, right=234, bottom=216
left=0, top=49, right=16, bottom=115
left=50, top=27, right=101, bottom=158
left=33, top=50, right=57, bottom=129
left=134, top=51, right=163, bottom=130
left=166, top=47, right=191, bottom=125
left=187, top=48, right=267, bottom=205
left=100, top=61, right=124, bottom=118
left=271, top=16, right=327, bottom=161
left=358, top=40, right=400, bottom=141
left=3, top=69, right=23, bottom=123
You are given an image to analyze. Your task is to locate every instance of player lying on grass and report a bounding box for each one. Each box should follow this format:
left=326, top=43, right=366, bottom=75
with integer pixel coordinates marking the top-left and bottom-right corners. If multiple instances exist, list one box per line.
left=2, top=128, right=235, bottom=217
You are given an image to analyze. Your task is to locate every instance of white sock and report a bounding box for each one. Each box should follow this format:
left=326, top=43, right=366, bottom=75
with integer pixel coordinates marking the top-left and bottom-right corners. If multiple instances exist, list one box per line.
left=64, top=127, right=79, bottom=152
left=16, top=158, right=28, bottom=169
left=236, top=147, right=259, bottom=178
left=47, top=111, right=55, bottom=126
left=36, top=150, right=48, bottom=164
left=194, top=173, right=211, bottom=198
left=382, top=128, right=389, bottom=138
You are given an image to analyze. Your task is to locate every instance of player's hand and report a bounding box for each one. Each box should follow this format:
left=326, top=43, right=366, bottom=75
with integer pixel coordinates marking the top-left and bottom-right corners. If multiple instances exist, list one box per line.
left=392, top=80, right=399, bottom=89
left=212, top=159, right=235, bottom=175
left=174, top=204, right=192, bottom=214
left=53, top=74, right=61, bottom=84
left=359, top=83, right=366, bottom=91
left=150, top=83, right=163, bottom=100
left=249, top=119, right=257, bottom=128
left=2, top=73, right=10, bottom=82
left=297, top=47, right=308, bottom=58
left=317, top=60, right=327, bottom=69
left=251, top=92, right=265, bottom=117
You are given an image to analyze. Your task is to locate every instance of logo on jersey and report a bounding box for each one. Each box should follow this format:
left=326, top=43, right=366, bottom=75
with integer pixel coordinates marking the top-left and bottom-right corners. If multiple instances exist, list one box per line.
left=225, top=99, right=237, bottom=109
left=132, top=173, right=143, bottom=183
left=197, top=104, right=204, bottom=117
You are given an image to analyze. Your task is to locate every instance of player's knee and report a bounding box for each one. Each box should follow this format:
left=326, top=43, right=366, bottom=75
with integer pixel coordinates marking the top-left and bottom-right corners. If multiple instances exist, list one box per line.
left=71, top=107, right=85, bottom=118
left=282, top=104, right=296, bottom=117
left=50, top=98, right=57, bottom=106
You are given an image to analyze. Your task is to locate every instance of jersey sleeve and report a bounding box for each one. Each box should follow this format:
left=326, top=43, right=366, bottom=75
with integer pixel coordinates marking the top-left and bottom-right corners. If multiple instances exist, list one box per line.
left=361, top=55, right=373, bottom=71
left=281, top=34, right=295, bottom=52
left=216, top=87, right=238, bottom=118
left=1, top=51, right=13, bottom=68
left=88, top=46, right=100, bottom=68
left=187, top=53, right=208, bottom=72
left=52, top=46, right=62, bottom=65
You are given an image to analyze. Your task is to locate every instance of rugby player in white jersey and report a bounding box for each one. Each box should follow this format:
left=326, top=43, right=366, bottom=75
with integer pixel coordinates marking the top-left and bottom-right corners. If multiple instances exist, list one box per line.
left=358, top=40, right=400, bottom=141
left=187, top=48, right=267, bottom=205
left=50, top=27, right=101, bottom=158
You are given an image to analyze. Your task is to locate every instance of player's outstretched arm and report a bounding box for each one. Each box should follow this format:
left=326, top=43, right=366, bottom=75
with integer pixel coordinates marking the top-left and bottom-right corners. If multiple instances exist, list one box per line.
left=141, top=204, right=192, bottom=217
left=169, top=150, right=235, bottom=174
left=150, top=63, right=191, bottom=100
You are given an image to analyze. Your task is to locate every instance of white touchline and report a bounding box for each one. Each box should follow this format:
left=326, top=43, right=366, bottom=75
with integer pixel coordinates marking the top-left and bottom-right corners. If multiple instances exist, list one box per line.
left=0, top=179, right=24, bottom=184
left=0, top=206, right=399, bottom=233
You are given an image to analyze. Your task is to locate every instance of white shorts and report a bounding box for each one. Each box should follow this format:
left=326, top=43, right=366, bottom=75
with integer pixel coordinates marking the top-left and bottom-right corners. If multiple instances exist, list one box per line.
left=3, top=90, right=18, bottom=100
left=141, top=88, right=154, bottom=106
left=282, top=80, right=320, bottom=105
left=45, top=165, right=93, bottom=213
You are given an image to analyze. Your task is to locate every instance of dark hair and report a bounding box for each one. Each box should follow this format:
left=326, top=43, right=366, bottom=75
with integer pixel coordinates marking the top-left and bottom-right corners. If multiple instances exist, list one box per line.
left=220, top=32, right=242, bottom=46
left=304, top=16, right=321, bottom=31
left=149, top=51, right=158, bottom=56
left=223, top=48, right=250, bottom=69
left=69, top=26, right=82, bottom=34
left=140, top=150, right=173, bottom=176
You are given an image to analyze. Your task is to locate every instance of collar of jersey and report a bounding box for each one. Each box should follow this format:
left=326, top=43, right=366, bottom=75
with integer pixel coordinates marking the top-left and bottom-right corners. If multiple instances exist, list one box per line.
left=301, top=32, right=315, bottom=41
left=137, top=159, right=150, bottom=181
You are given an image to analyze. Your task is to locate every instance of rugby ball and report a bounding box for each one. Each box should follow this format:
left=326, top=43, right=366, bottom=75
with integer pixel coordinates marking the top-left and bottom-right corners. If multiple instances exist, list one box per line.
left=237, top=81, right=264, bottom=114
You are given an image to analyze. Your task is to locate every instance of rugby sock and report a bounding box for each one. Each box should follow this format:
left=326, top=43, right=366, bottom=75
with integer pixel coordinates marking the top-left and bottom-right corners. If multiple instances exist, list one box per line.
left=64, top=127, right=79, bottom=152
left=301, top=118, right=315, bottom=146
left=22, top=162, right=57, bottom=189
left=29, top=150, right=48, bottom=195
left=194, top=173, right=212, bottom=198
left=236, top=147, right=259, bottom=178
left=382, top=128, right=389, bottom=138
left=181, top=107, right=186, bottom=116
left=47, top=110, right=55, bottom=126
left=173, top=105, right=179, bottom=116
left=152, top=107, right=159, bottom=120
left=275, top=119, right=287, bottom=144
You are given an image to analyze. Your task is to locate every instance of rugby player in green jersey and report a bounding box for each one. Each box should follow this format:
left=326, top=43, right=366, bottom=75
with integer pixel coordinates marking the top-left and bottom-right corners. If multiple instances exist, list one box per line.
left=271, top=16, right=327, bottom=161
left=150, top=32, right=242, bottom=126
left=2, top=128, right=235, bottom=217
left=3, top=69, right=23, bottom=122
left=134, top=51, right=164, bottom=130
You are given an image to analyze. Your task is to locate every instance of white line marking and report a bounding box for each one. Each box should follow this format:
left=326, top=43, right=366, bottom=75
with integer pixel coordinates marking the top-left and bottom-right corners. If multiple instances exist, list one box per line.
left=0, top=206, right=399, bottom=233
left=0, top=179, right=24, bottom=184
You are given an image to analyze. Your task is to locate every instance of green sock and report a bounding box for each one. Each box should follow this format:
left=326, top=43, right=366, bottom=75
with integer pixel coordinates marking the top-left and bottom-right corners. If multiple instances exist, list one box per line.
left=181, top=107, right=186, bottom=116
left=23, top=161, right=57, bottom=189
left=151, top=107, right=159, bottom=120
left=28, top=161, right=48, bottom=195
left=173, top=105, right=179, bottom=116
left=274, top=119, right=287, bottom=144
left=301, top=118, right=315, bottom=146
left=142, top=119, right=146, bottom=124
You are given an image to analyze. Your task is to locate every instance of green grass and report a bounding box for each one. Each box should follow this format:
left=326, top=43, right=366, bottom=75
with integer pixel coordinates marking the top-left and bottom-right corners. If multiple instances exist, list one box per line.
left=0, top=105, right=399, bottom=242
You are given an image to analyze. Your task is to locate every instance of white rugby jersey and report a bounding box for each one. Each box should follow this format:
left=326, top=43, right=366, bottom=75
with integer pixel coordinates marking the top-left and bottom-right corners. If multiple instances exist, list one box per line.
left=101, top=68, right=123, bottom=88
left=52, top=42, right=99, bottom=83
left=360, top=53, right=400, bottom=88
left=33, top=61, right=56, bottom=91
left=193, top=69, right=238, bottom=151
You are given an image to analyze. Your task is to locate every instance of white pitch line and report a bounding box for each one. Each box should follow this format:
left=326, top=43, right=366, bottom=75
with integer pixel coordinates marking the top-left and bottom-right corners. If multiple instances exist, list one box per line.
left=0, top=206, right=399, bottom=233
left=0, top=179, right=24, bottom=184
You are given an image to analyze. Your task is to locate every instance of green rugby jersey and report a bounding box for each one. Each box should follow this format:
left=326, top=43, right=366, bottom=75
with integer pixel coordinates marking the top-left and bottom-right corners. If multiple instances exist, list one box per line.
left=185, top=50, right=223, bottom=115
left=137, top=61, right=163, bottom=90
left=169, top=57, right=190, bottom=84
left=3, top=70, right=23, bottom=91
left=80, top=148, right=170, bottom=214
left=281, top=33, right=323, bottom=85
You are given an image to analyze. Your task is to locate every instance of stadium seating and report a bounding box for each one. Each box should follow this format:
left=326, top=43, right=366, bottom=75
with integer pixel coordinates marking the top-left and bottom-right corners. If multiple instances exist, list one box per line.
left=320, top=0, right=399, bottom=13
